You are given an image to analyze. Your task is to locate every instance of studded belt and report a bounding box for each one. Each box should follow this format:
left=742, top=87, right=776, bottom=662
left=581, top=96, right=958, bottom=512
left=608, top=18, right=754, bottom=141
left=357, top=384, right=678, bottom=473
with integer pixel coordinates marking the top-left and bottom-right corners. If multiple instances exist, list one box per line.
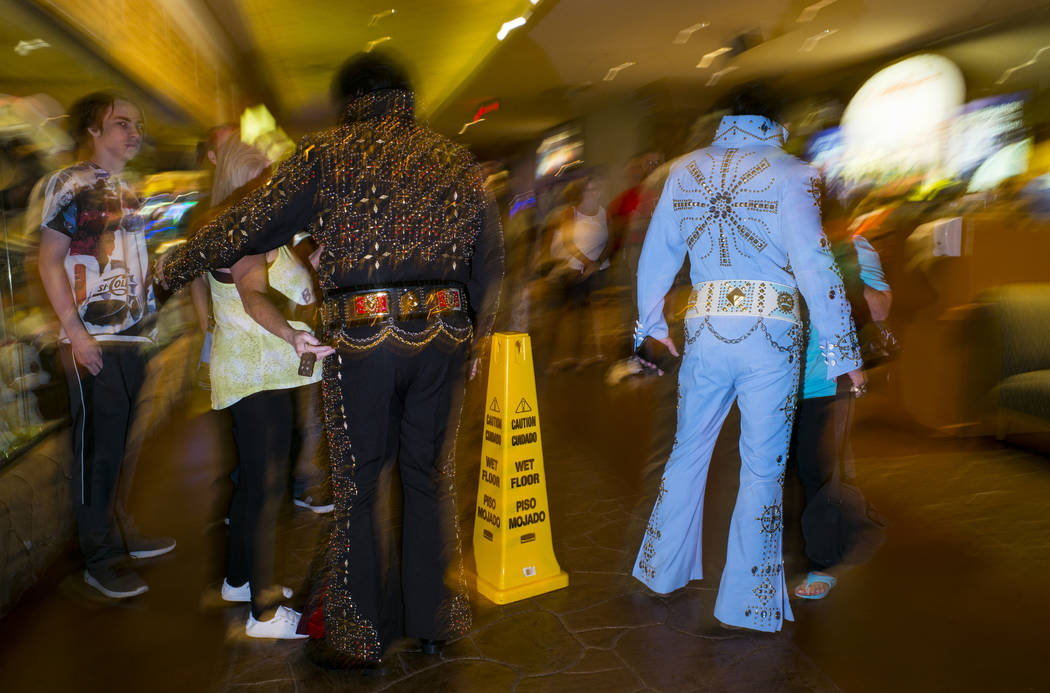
left=686, top=279, right=801, bottom=324
left=321, top=282, right=468, bottom=329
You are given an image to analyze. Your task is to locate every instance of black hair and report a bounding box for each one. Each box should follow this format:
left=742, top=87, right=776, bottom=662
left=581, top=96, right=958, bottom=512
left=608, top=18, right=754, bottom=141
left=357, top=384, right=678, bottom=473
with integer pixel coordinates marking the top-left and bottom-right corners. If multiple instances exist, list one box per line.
left=724, top=82, right=782, bottom=123
left=331, top=51, right=412, bottom=107
left=69, top=91, right=137, bottom=147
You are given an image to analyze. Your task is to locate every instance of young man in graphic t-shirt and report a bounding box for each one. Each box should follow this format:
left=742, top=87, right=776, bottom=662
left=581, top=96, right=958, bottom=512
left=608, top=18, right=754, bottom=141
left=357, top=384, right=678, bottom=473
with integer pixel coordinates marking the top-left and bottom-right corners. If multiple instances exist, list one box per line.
left=38, top=92, right=175, bottom=599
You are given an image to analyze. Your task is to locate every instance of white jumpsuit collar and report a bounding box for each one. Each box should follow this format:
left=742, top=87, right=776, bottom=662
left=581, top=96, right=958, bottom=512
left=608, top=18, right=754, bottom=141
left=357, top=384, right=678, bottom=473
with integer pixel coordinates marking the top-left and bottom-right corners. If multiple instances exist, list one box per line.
left=713, top=115, right=787, bottom=148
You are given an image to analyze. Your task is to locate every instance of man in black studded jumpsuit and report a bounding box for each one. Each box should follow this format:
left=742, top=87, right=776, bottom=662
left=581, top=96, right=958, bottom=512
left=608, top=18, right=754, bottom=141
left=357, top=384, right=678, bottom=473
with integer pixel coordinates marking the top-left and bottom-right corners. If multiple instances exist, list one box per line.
left=162, top=53, right=503, bottom=665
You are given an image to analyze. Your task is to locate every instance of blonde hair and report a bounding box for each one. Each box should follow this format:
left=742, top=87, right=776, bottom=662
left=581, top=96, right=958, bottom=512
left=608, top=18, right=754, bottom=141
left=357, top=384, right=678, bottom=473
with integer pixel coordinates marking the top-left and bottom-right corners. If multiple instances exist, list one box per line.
left=211, top=136, right=270, bottom=207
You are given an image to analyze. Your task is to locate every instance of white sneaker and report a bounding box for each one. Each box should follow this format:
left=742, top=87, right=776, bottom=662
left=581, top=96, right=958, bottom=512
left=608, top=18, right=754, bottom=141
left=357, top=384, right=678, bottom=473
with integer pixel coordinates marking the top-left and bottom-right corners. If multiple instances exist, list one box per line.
left=221, top=578, right=293, bottom=603
left=245, top=605, right=308, bottom=640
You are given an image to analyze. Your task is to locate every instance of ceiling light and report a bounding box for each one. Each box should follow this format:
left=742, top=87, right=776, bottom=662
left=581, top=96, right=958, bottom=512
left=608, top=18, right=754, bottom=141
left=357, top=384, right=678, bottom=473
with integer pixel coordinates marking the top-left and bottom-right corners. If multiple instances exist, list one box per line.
left=996, top=45, right=1050, bottom=85
left=674, top=22, right=709, bottom=45
left=365, top=36, right=391, bottom=52
left=696, top=47, right=731, bottom=69
left=800, top=28, right=837, bottom=52
left=497, top=16, right=527, bottom=41
left=368, top=9, right=395, bottom=26
left=797, top=0, right=836, bottom=23
left=706, top=66, right=738, bottom=86
left=555, top=160, right=583, bottom=177
left=14, top=39, right=49, bottom=56
left=603, top=62, right=636, bottom=82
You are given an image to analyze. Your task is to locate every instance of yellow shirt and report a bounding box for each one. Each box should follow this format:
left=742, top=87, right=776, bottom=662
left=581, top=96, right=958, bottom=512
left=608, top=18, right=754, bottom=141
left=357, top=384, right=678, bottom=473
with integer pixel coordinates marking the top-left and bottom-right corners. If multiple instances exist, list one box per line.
left=208, top=246, right=321, bottom=409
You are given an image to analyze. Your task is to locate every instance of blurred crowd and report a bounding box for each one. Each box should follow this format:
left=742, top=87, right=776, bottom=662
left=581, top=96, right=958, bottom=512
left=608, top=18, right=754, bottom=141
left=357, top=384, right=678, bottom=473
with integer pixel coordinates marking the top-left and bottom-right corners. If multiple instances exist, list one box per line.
left=1, top=44, right=1049, bottom=659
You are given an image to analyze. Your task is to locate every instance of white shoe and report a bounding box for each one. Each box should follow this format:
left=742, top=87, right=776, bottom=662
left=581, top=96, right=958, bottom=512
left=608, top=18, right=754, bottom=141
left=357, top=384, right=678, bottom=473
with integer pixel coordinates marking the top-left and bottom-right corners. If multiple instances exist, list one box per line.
left=221, top=578, right=293, bottom=603
left=245, top=605, right=308, bottom=639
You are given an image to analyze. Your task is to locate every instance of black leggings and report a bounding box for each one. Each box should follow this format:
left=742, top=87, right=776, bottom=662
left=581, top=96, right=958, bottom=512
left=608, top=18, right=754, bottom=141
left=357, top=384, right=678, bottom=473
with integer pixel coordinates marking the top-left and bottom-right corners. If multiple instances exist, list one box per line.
left=790, top=394, right=850, bottom=572
left=227, top=387, right=295, bottom=618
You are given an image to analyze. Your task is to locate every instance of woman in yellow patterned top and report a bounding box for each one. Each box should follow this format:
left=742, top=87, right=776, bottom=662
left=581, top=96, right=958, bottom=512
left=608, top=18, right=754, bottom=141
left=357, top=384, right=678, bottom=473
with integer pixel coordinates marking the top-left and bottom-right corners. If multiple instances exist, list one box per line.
left=201, top=136, right=334, bottom=640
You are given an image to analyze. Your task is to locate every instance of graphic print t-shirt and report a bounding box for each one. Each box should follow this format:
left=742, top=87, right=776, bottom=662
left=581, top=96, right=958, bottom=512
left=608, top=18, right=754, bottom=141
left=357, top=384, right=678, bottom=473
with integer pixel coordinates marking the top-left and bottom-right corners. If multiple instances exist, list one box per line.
left=40, top=162, right=156, bottom=343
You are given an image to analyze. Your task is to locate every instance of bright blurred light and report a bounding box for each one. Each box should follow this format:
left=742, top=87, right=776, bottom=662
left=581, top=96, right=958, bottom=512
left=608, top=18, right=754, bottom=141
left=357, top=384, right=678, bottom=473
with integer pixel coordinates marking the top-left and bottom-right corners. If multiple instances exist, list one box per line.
left=797, top=0, right=837, bottom=23
left=696, top=47, right=731, bottom=69
left=707, top=65, right=738, bottom=86
left=365, top=36, right=391, bottom=52
left=603, top=62, right=636, bottom=82
left=841, top=54, right=964, bottom=182
left=459, top=118, right=484, bottom=135
left=241, top=104, right=276, bottom=145
left=995, top=46, right=1050, bottom=86
left=13, top=39, right=49, bottom=56
left=967, top=139, right=1033, bottom=193
left=240, top=104, right=294, bottom=162
left=800, top=28, right=838, bottom=52
left=673, top=22, right=709, bottom=44
left=497, top=16, right=527, bottom=41
left=368, top=9, right=395, bottom=26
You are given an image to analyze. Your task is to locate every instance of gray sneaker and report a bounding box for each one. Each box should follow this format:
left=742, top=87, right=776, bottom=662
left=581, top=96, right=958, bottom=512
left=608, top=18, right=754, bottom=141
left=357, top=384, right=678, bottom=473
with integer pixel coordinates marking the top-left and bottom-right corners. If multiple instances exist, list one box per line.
left=84, top=567, right=149, bottom=599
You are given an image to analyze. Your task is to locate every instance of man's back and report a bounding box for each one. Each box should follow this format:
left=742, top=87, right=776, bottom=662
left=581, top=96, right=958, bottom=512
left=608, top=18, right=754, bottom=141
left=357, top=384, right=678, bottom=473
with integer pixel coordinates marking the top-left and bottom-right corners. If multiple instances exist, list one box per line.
left=164, top=88, right=502, bottom=341
left=304, top=90, right=491, bottom=291
left=658, top=120, right=820, bottom=288
left=638, top=114, right=856, bottom=358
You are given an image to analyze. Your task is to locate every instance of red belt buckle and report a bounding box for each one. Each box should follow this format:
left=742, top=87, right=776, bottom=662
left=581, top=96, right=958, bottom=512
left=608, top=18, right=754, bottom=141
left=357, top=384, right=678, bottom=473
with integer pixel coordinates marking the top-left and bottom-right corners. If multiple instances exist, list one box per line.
left=354, top=292, right=389, bottom=317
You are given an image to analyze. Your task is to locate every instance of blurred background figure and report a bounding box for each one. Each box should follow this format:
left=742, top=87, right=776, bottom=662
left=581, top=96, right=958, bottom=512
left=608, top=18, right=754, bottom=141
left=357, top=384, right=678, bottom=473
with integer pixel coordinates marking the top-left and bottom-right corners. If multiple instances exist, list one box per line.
left=3, top=2, right=1050, bottom=690
left=37, top=91, right=174, bottom=600
left=789, top=183, right=893, bottom=599
left=543, top=174, right=610, bottom=370
left=199, top=135, right=329, bottom=639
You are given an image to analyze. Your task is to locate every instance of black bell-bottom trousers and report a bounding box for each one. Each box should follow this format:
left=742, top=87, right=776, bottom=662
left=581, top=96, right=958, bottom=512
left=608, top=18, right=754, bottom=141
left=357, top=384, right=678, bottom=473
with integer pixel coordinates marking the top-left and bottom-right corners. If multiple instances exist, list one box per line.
left=324, top=340, right=467, bottom=654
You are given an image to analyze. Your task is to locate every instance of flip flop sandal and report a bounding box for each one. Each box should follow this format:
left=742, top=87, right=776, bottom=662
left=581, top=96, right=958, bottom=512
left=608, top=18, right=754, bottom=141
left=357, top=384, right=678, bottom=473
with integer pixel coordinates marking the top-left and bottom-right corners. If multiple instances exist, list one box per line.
left=794, top=572, right=837, bottom=600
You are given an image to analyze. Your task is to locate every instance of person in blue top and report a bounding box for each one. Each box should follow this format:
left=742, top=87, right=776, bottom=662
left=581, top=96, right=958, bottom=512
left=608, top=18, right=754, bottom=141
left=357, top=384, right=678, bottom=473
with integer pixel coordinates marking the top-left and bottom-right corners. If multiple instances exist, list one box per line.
left=792, top=231, right=891, bottom=599
left=631, top=86, right=864, bottom=633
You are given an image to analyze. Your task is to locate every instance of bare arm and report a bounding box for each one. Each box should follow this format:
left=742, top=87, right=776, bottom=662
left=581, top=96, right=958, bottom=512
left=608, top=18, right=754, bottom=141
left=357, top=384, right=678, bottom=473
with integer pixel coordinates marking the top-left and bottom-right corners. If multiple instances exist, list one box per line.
left=189, top=277, right=211, bottom=333
left=230, top=254, right=333, bottom=358
left=864, top=286, right=892, bottom=322
left=38, top=226, right=102, bottom=374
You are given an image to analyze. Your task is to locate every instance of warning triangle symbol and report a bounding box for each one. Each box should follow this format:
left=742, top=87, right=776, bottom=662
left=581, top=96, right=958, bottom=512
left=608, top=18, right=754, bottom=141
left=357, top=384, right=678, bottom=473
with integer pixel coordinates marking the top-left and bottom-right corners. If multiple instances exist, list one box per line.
left=489, top=398, right=500, bottom=413
left=515, top=398, right=533, bottom=414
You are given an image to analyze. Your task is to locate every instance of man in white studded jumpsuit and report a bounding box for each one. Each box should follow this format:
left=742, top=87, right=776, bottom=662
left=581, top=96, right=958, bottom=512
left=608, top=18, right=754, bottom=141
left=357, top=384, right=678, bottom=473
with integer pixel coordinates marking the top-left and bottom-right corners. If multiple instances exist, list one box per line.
left=631, top=93, right=863, bottom=632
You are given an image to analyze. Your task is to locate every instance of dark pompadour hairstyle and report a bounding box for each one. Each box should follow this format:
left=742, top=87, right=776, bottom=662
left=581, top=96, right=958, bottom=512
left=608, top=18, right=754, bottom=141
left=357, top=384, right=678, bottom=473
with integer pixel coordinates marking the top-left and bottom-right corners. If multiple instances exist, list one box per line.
left=331, top=51, right=412, bottom=107
left=723, top=82, right=783, bottom=123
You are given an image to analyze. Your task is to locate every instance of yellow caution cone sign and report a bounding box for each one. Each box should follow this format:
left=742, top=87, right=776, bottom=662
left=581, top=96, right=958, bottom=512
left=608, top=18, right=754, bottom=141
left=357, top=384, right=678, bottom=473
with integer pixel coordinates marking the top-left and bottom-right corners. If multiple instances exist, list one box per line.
left=473, top=332, right=568, bottom=604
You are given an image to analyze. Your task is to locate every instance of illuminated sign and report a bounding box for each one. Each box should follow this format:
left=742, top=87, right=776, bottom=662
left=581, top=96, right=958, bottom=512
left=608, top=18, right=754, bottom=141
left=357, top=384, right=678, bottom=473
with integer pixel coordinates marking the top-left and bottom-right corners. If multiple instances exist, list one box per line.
left=841, top=54, right=965, bottom=182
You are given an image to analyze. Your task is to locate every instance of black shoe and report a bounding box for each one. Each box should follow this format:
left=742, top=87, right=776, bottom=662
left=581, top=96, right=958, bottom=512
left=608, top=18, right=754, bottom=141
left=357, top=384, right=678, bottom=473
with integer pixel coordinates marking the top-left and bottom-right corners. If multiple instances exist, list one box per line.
left=126, top=535, right=176, bottom=559
left=84, top=567, right=148, bottom=599
left=419, top=638, right=445, bottom=656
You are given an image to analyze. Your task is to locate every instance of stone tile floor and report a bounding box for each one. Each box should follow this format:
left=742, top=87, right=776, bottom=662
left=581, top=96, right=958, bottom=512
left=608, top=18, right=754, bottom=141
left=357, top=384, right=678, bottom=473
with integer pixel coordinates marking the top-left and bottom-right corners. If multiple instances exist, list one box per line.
left=2, top=359, right=1050, bottom=692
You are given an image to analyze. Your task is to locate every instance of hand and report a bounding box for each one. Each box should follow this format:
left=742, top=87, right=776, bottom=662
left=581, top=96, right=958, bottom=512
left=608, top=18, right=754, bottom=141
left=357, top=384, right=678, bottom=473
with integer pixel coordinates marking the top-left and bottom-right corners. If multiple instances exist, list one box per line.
left=69, top=332, right=103, bottom=375
left=153, top=253, right=170, bottom=291
left=846, top=368, right=867, bottom=397
left=637, top=336, right=679, bottom=375
left=288, top=330, right=335, bottom=359
left=308, top=244, right=325, bottom=270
